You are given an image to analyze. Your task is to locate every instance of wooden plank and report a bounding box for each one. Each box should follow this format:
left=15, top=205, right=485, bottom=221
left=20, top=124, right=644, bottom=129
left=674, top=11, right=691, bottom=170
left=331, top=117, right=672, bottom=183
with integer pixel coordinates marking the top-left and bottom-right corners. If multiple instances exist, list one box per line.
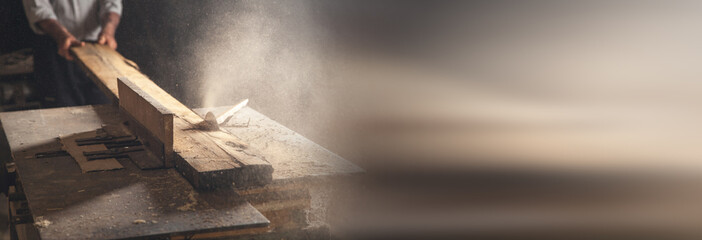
left=71, top=43, right=273, bottom=189
left=118, top=77, right=174, bottom=168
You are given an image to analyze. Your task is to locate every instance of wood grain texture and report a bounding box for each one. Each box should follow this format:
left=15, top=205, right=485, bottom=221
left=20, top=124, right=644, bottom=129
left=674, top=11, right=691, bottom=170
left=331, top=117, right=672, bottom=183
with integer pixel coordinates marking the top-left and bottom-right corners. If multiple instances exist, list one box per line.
left=118, top=77, right=174, bottom=167
left=72, top=44, right=272, bottom=189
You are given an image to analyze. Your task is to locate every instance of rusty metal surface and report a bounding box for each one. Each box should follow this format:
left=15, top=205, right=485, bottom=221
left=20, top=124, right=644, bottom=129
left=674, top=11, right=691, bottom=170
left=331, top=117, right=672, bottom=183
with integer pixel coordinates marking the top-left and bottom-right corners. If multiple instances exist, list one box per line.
left=0, top=105, right=269, bottom=239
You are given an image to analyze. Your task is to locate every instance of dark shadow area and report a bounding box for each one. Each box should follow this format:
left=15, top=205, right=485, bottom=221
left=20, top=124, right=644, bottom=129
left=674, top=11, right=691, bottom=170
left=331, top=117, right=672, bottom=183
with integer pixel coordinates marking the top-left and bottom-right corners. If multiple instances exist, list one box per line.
left=0, top=0, right=33, bottom=54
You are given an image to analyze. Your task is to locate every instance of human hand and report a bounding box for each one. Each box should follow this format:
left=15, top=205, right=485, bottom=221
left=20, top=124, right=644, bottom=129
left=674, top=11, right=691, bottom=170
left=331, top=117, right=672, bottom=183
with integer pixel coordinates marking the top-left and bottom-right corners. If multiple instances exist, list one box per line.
left=98, top=30, right=117, bottom=50
left=57, top=35, right=84, bottom=61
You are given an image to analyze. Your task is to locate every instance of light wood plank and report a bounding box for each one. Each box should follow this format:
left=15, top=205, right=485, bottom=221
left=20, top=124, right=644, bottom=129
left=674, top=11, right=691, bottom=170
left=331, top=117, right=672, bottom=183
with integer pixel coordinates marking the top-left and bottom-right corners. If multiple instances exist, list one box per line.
left=71, top=43, right=273, bottom=189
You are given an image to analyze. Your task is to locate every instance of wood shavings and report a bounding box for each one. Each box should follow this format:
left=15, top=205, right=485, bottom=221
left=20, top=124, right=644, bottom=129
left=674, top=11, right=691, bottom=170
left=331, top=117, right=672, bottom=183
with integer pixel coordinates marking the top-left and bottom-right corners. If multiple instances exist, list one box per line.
left=176, top=191, right=198, bottom=211
left=34, top=216, right=51, bottom=228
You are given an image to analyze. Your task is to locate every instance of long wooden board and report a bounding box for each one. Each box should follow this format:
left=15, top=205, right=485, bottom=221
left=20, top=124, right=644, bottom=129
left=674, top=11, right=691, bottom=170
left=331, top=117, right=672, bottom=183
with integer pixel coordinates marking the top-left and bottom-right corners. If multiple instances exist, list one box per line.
left=72, top=43, right=273, bottom=189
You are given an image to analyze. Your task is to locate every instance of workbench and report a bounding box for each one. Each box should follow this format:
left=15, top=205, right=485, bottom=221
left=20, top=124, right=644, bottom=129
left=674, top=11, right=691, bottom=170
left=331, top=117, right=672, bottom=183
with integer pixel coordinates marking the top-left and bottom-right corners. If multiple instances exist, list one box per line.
left=0, top=104, right=359, bottom=239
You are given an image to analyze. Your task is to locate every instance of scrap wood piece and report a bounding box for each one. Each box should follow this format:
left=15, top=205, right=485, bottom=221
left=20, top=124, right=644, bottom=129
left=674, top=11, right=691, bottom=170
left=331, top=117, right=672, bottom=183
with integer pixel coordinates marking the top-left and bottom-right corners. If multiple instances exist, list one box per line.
left=215, top=98, right=249, bottom=125
left=197, top=99, right=249, bottom=131
left=71, top=43, right=273, bottom=189
left=59, top=130, right=123, bottom=173
left=172, top=123, right=273, bottom=189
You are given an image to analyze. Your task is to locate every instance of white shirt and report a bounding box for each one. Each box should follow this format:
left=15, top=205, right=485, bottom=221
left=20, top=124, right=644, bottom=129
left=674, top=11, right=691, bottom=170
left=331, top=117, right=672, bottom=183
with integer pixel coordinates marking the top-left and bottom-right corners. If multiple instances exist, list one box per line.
left=23, top=0, right=122, bottom=41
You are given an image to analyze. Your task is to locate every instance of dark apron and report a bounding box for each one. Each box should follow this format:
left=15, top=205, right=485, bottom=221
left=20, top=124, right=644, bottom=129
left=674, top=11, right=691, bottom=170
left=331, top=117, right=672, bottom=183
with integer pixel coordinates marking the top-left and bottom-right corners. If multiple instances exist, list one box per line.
left=32, top=36, right=108, bottom=108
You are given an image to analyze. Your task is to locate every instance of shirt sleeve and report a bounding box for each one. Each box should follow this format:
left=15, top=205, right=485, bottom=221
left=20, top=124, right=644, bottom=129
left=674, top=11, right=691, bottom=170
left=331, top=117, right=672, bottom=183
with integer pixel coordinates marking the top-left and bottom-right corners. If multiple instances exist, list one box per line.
left=99, top=0, right=123, bottom=18
left=22, top=0, right=57, bottom=34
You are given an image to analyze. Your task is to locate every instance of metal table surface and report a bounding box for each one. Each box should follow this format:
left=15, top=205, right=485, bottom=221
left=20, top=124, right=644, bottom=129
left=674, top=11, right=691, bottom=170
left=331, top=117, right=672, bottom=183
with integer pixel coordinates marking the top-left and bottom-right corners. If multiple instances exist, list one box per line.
left=0, top=105, right=268, bottom=239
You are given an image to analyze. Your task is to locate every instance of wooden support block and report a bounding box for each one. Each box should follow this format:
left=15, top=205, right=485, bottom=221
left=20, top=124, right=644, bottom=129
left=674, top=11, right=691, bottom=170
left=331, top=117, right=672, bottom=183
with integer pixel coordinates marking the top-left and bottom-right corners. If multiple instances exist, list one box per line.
left=118, top=77, right=174, bottom=168
left=172, top=126, right=273, bottom=189
left=71, top=44, right=273, bottom=189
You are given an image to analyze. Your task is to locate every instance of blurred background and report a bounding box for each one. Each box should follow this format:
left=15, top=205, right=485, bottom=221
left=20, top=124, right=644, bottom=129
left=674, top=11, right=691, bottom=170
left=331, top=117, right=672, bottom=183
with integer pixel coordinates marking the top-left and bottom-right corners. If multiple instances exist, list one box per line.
left=3, top=0, right=702, bottom=238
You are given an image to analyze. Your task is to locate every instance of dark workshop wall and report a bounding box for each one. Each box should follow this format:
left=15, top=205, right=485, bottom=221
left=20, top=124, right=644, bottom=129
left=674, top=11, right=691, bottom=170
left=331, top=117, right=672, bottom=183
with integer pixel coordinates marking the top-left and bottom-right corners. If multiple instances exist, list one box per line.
left=0, top=0, right=34, bottom=53
left=117, top=0, right=453, bottom=103
left=117, top=0, right=211, bottom=106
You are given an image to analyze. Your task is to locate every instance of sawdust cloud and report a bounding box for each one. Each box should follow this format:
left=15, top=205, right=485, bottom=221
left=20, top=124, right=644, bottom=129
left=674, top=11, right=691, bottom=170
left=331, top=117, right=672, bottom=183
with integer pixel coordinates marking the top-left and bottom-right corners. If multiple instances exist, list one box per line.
left=187, top=0, right=339, bottom=143
left=182, top=0, right=346, bottom=230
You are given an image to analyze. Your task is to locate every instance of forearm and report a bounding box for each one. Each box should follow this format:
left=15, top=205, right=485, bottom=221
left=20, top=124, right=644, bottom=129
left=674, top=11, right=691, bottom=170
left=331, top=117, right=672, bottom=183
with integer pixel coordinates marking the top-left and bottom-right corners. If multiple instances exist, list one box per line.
left=36, top=18, right=83, bottom=60
left=101, top=12, right=121, bottom=37
left=36, top=19, right=74, bottom=43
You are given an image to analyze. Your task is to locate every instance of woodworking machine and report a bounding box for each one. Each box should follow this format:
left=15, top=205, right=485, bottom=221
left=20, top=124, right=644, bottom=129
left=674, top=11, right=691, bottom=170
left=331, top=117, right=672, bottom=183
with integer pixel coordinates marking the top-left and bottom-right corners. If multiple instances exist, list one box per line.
left=0, top=44, right=362, bottom=239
